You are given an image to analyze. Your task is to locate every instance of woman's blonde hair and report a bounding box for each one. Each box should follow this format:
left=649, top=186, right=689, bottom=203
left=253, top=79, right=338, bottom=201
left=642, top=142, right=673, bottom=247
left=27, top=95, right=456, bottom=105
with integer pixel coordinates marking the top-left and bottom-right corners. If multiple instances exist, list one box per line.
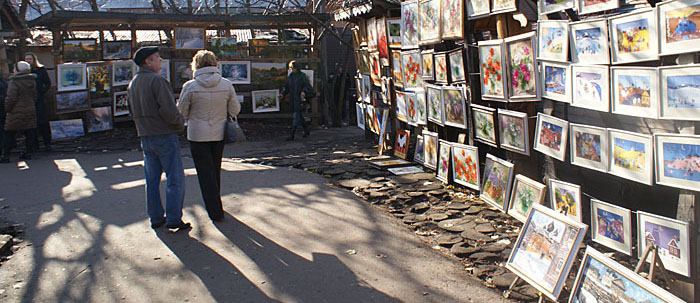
left=190, top=50, right=217, bottom=71
left=24, top=52, right=43, bottom=68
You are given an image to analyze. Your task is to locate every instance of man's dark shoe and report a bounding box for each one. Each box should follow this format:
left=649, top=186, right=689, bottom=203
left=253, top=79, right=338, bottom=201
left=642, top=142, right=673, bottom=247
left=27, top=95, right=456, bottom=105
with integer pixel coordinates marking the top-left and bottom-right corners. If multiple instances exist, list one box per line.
left=151, top=220, right=166, bottom=229
left=166, top=221, right=192, bottom=230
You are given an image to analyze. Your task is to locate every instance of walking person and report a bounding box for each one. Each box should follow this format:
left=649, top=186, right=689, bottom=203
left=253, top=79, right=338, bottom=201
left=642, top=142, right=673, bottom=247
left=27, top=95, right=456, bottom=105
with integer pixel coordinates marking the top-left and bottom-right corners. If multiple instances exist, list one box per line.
left=128, top=46, right=190, bottom=230
left=1, top=62, right=37, bottom=163
left=0, top=72, right=8, bottom=154
left=24, top=52, right=52, bottom=152
left=282, top=60, right=314, bottom=141
left=177, top=50, right=240, bottom=222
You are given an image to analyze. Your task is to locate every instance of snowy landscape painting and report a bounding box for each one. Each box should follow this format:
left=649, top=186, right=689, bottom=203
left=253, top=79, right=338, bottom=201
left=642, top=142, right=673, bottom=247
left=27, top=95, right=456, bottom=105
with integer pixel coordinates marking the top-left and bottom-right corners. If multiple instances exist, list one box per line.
left=175, top=28, right=205, bottom=49
left=655, top=134, right=700, bottom=190
left=666, top=74, right=700, bottom=108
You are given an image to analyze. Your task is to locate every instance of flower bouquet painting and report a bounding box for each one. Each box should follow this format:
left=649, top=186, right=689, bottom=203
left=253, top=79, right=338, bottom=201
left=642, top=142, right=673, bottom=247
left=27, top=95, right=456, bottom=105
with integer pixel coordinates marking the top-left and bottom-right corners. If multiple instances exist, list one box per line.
left=401, top=50, right=423, bottom=89
left=498, top=109, right=529, bottom=155
left=451, top=143, right=480, bottom=190
left=419, top=0, right=442, bottom=44
left=507, top=174, right=546, bottom=223
left=436, top=140, right=451, bottom=182
left=414, top=90, right=428, bottom=125
left=478, top=40, right=506, bottom=101
left=442, top=0, right=464, bottom=39
left=426, top=84, right=444, bottom=125
left=442, top=86, right=467, bottom=128
left=401, top=1, right=420, bottom=49
left=449, top=49, right=466, bottom=82
left=505, top=32, right=538, bottom=101
left=480, top=153, right=514, bottom=211
left=434, top=53, right=449, bottom=83
left=472, top=104, right=497, bottom=146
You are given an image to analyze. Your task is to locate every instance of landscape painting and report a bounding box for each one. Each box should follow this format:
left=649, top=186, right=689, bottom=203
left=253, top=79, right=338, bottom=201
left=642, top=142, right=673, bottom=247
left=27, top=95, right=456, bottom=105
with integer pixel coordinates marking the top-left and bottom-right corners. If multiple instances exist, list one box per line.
left=542, top=62, right=569, bottom=102
left=507, top=175, right=546, bottom=223
left=175, top=27, right=205, bottom=49
left=571, top=124, right=608, bottom=172
left=478, top=40, right=506, bottom=100
left=56, top=91, right=89, bottom=113
left=659, top=0, right=700, bottom=55
left=613, top=68, right=660, bottom=119
left=252, top=90, right=280, bottom=113
left=436, top=140, right=451, bottom=182
left=57, top=64, right=87, bottom=92
left=538, top=22, right=568, bottom=62
left=451, top=143, right=480, bottom=190
left=103, top=41, right=132, bottom=60
left=86, top=106, right=113, bottom=133
left=498, top=109, right=529, bottom=155
left=172, top=60, right=194, bottom=91
left=615, top=19, right=650, bottom=54
left=210, top=37, right=244, bottom=58
left=472, top=105, right=497, bottom=146
left=252, top=62, right=287, bottom=89
left=609, top=129, right=653, bottom=185
left=50, top=119, right=85, bottom=140
left=506, top=33, right=538, bottom=100
left=572, top=65, right=609, bottom=112
left=590, top=199, right=631, bottom=255
left=660, top=65, right=700, bottom=120
left=112, top=61, right=134, bottom=87
left=610, top=10, right=658, bottom=63
left=616, top=73, right=652, bottom=110
left=638, top=211, right=690, bottom=277
left=480, top=154, right=514, bottom=211
left=570, top=20, right=610, bottom=63
left=549, top=179, right=581, bottom=222
left=87, top=64, right=111, bottom=106
left=655, top=134, right=700, bottom=191
left=442, top=86, right=466, bottom=128
left=396, top=91, right=408, bottom=122
left=63, top=39, right=97, bottom=62
left=613, top=137, right=646, bottom=173
left=219, top=61, right=251, bottom=84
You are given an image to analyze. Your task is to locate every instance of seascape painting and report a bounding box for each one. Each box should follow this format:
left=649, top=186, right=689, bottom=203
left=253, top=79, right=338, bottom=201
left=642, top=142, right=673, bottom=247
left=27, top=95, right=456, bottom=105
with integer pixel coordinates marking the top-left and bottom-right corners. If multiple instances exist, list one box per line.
left=56, top=91, right=89, bottom=113
left=659, top=0, right=700, bottom=54
left=219, top=61, right=251, bottom=84
left=435, top=53, right=448, bottom=82
left=86, top=107, right=113, bottom=133
left=451, top=144, right=480, bottom=190
left=175, top=27, right=204, bottom=49
left=656, top=134, right=700, bottom=191
left=480, top=154, right=513, bottom=210
left=252, top=90, right=280, bottom=113
left=613, top=137, right=646, bottom=173
left=442, top=87, right=466, bottom=128
left=479, top=42, right=506, bottom=100
left=50, top=119, right=85, bottom=140
left=103, top=41, right=131, bottom=60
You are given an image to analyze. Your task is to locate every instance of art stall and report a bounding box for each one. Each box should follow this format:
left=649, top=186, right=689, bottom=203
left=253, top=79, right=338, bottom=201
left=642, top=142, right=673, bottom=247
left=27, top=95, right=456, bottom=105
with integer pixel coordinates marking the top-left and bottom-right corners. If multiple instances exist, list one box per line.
left=335, top=0, right=699, bottom=301
left=27, top=11, right=326, bottom=141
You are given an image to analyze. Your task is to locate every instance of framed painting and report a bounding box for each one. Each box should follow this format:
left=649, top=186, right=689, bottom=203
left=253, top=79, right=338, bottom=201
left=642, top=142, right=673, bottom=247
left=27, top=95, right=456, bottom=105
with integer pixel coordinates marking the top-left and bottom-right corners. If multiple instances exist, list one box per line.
left=448, top=48, right=466, bottom=83
left=219, top=61, right=251, bottom=84
left=658, top=0, right=700, bottom=55
left=392, top=52, right=405, bottom=87
left=442, top=86, right=467, bottom=128
left=492, top=0, right=516, bottom=14
left=506, top=204, right=587, bottom=302
left=86, top=106, right=113, bottom=133
left=426, top=84, right=444, bottom=125
left=659, top=64, right=700, bottom=120
left=370, top=158, right=413, bottom=168
left=395, top=129, right=411, bottom=159
left=365, top=105, right=376, bottom=134
left=505, top=32, right=538, bottom=101
left=401, top=50, right=422, bottom=88
left=467, top=0, right=490, bottom=19
left=569, top=19, right=611, bottom=64
left=396, top=90, right=408, bottom=123
left=478, top=39, right=507, bottom=101
left=539, top=0, right=575, bottom=15
left=507, top=174, right=546, bottom=223
left=548, top=179, right=582, bottom=222
left=534, top=113, right=569, bottom=161
left=210, top=37, right=244, bottom=58
left=63, top=39, right=97, bottom=62
left=570, top=247, right=686, bottom=303
left=359, top=19, right=368, bottom=47
left=356, top=103, right=366, bottom=130
left=380, top=77, right=391, bottom=105
left=434, top=52, right=449, bottom=83
left=406, top=91, right=418, bottom=126
left=113, top=91, right=130, bottom=116
left=172, top=60, right=195, bottom=91
left=387, top=18, right=402, bottom=48
left=361, top=74, right=371, bottom=103
left=159, top=59, right=170, bottom=82
left=87, top=63, right=112, bottom=106
left=55, top=91, right=89, bottom=113
left=471, top=104, right=498, bottom=147
left=451, top=143, right=480, bottom=190
left=103, top=41, right=132, bottom=60
left=590, top=199, right=632, bottom=255
left=442, top=0, right=464, bottom=39
left=654, top=133, right=700, bottom=191
left=609, top=9, right=659, bottom=64
left=537, top=21, right=569, bottom=63
left=637, top=211, right=691, bottom=277
left=414, top=135, right=426, bottom=164
left=112, top=60, right=135, bottom=87
left=378, top=108, right=390, bottom=154
left=571, top=64, right=610, bottom=112
left=401, top=0, right=420, bottom=49
left=421, top=50, right=434, bottom=80
left=423, top=130, right=439, bottom=170
left=480, top=153, right=515, bottom=212
left=57, top=63, right=87, bottom=92
left=370, top=51, right=382, bottom=86
left=50, top=119, right=85, bottom=140
left=377, top=17, right=390, bottom=65
left=252, top=89, right=280, bottom=113
left=570, top=123, right=609, bottom=173
left=436, top=139, right=451, bottom=182
left=608, top=129, right=653, bottom=185
left=611, top=67, right=659, bottom=119
left=389, top=166, right=425, bottom=175
left=360, top=49, right=371, bottom=75
left=412, top=89, right=428, bottom=125
left=175, top=27, right=205, bottom=49
left=497, top=109, right=529, bottom=156
left=541, top=61, right=570, bottom=103
left=367, top=18, right=378, bottom=52
left=419, top=0, right=442, bottom=45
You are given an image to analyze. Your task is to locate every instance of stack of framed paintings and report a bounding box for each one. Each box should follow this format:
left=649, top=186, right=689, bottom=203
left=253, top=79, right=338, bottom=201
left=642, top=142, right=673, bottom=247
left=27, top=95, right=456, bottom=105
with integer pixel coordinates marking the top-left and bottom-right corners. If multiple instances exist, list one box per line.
left=570, top=123, right=608, bottom=173
left=637, top=211, right=691, bottom=277
left=441, top=0, right=464, bottom=40
left=608, top=9, right=659, bottom=64
left=505, top=32, right=539, bottom=101
left=436, top=139, right=451, bottom=182
left=548, top=179, right=582, bottom=222
left=569, top=19, right=610, bottom=64
left=610, top=67, right=659, bottom=119
left=451, top=143, right=480, bottom=191
left=419, top=0, right=441, bottom=45
left=423, top=130, right=439, bottom=170
left=540, top=61, right=570, bottom=103
left=506, top=204, right=587, bottom=302
left=441, top=86, right=467, bottom=128
left=571, top=64, right=610, bottom=112
left=534, top=113, right=569, bottom=161
left=497, top=109, right=529, bottom=155
left=394, top=129, right=411, bottom=159
left=608, top=129, right=653, bottom=185
left=654, top=133, right=700, bottom=191
left=478, top=40, right=507, bottom=101
left=507, top=175, right=546, bottom=223
left=659, top=64, right=700, bottom=121
left=590, top=199, right=632, bottom=255
left=401, top=0, right=420, bottom=49
left=471, top=104, right=498, bottom=147
left=480, top=153, right=514, bottom=212
left=537, top=21, right=569, bottom=63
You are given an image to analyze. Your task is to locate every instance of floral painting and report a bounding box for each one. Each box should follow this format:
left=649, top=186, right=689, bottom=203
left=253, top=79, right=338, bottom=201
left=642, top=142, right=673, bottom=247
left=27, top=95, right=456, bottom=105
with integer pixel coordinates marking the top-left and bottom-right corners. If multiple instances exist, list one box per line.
left=506, top=32, right=538, bottom=100
left=507, top=175, right=546, bottom=223
left=434, top=53, right=448, bottom=83
left=419, top=0, right=441, bottom=44
left=498, top=109, right=529, bottom=155
left=423, top=131, right=439, bottom=169
left=401, top=0, right=420, bottom=49
left=472, top=105, right=497, bottom=146
left=414, top=90, right=428, bottom=125
left=478, top=40, right=506, bottom=100
left=467, top=0, right=490, bottom=18
left=422, top=50, right=434, bottom=79
left=442, top=86, right=466, bottom=128
left=481, top=154, right=514, bottom=211
left=426, top=85, right=443, bottom=125
left=451, top=143, right=480, bottom=190
left=87, top=63, right=112, bottom=106
left=437, top=140, right=451, bottom=182
left=401, top=51, right=423, bottom=88
left=442, top=0, right=464, bottom=39
left=449, top=49, right=466, bottom=82
left=252, top=89, right=280, bottom=113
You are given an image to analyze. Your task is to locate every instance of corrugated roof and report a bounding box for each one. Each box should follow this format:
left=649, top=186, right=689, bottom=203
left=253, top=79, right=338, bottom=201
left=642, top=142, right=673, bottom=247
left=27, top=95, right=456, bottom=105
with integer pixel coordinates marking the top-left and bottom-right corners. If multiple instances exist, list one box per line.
left=28, top=28, right=254, bottom=46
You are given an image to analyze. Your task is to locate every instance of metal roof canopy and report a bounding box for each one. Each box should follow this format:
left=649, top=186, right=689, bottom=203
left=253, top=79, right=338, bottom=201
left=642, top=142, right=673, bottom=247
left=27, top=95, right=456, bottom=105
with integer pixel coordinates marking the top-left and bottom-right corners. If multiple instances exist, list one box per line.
left=28, top=11, right=330, bottom=31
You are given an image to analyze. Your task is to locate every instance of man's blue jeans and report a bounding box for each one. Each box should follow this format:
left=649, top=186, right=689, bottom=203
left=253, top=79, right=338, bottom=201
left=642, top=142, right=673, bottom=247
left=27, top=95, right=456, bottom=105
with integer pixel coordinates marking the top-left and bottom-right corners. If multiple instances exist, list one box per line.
left=141, top=134, right=185, bottom=225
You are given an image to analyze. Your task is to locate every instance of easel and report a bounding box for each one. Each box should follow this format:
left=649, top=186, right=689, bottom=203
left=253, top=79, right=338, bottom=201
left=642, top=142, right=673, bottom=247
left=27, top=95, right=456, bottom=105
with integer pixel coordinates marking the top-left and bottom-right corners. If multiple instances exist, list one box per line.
left=503, top=277, right=549, bottom=303
left=634, top=244, right=673, bottom=288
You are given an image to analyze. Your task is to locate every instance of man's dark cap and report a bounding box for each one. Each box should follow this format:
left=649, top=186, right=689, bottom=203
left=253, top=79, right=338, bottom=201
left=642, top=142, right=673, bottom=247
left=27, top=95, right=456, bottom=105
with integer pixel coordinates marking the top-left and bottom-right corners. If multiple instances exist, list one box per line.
left=133, top=46, right=159, bottom=65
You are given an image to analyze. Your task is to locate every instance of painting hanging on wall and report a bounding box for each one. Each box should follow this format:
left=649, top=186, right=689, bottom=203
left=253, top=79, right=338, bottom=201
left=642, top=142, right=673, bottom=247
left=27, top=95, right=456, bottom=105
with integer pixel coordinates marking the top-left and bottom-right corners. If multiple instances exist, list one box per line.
left=548, top=179, right=582, bottom=222
left=413, top=89, right=428, bottom=125
left=609, top=9, right=659, bottom=64
left=401, top=0, right=420, bottom=49
left=113, top=91, right=130, bottom=116
left=103, top=41, right=132, bottom=60
left=659, top=64, right=700, bottom=121
left=448, top=48, right=466, bottom=83
left=395, top=129, right=411, bottom=159
left=421, top=50, right=434, bottom=80
left=405, top=91, right=418, bottom=125
left=608, top=129, right=653, bottom=185
left=112, top=60, right=134, bottom=87
left=467, top=0, right=490, bottom=19
left=570, top=123, right=609, bottom=173
left=57, top=63, right=87, bottom=92
left=436, top=140, right=451, bottom=182
left=578, top=0, right=617, bottom=14
left=569, top=19, right=611, bottom=64
left=401, top=50, right=422, bottom=89
left=534, top=113, right=569, bottom=161
left=210, top=37, right=245, bottom=58
left=537, top=21, right=569, bottom=63
left=637, top=211, right=691, bottom=277
left=86, top=106, right=113, bottom=133
left=423, top=130, right=439, bottom=170
left=541, top=61, right=570, bottom=103
left=370, top=51, right=382, bottom=86
left=172, top=60, right=195, bottom=91
left=87, top=63, right=111, bottom=106
left=611, top=67, right=659, bottom=119
left=480, top=153, right=514, bottom=212
left=507, top=174, right=546, bottom=223
left=159, top=59, right=170, bottom=82
left=506, top=204, right=587, bottom=302
left=451, top=143, right=480, bottom=190
left=419, top=0, right=442, bottom=45
left=175, top=27, right=205, bottom=49
left=478, top=39, right=507, bottom=101
left=251, top=89, right=280, bottom=113
left=414, top=135, right=425, bottom=163
left=377, top=17, right=389, bottom=65
left=367, top=18, right=378, bottom=52
left=497, top=109, right=529, bottom=155
left=219, top=61, right=251, bottom=84
left=571, top=64, right=610, bottom=112
left=426, top=84, right=444, bottom=125
left=505, top=32, right=538, bottom=101
left=442, top=86, right=467, bottom=128
left=387, top=18, right=402, bottom=48
left=590, top=199, right=632, bottom=255
left=358, top=19, right=368, bottom=46
left=654, top=133, right=700, bottom=191
left=492, top=0, right=516, bottom=14
left=392, top=52, right=404, bottom=87
left=442, top=0, right=464, bottom=39
left=50, top=119, right=85, bottom=140
left=63, top=39, right=97, bottom=62
left=361, top=74, right=371, bottom=103
left=471, top=104, right=498, bottom=147
left=539, top=0, right=574, bottom=15
left=658, top=0, right=700, bottom=55
left=434, top=52, right=449, bottom=83
left=360, top=49, right=371, bottom=75
left=395, top=90, right=408, bottom=123
left=56, top=91, right=89, bottom=113
left=356, top=103, right=365, bottom=130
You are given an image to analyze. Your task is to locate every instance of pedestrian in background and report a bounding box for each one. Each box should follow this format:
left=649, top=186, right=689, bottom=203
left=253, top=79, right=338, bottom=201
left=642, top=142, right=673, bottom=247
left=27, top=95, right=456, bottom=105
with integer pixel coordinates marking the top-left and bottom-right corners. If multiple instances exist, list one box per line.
left=128, top=46, right=190, bottom=230
left=24, top=52, right=52, bottom=152
left=0, top=72, right=9, bottom=155
left=282, top=60, right=314, bottom=141
left=177, top=50, right=240, bottom=222
left=1, top=62, right=36, bottom=163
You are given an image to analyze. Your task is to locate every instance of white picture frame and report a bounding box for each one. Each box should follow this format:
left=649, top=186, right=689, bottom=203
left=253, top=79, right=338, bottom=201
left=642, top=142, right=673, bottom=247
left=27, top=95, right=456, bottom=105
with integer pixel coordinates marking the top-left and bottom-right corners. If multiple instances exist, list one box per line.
left=654, top=133, right=700, bottom=191
left=113, top=91, right=130, bottom=117
left=608, top=129, right=654, bottom=185
left=578, top=0, right=618, bottom=15
left=541, top=61, right=571, bottom=103
left=548, top=179, right=582, bottom=222
left=497, top=109, right=530, bottom=156
left=401, top=0, right=420, bottom=50
left=609, top=8, right=659, bottom=64
left=569, top=19, right=611, bottom=64
left=218, top=61, right=251, bottom=84
left=436, top=139, right=451, bottom=182
left=611, top=66, right=659, bottom=119
left=251, top=89, right=280, bottom=113
left=537, top=20, right=570, bottom=63
left=534, top=113, right=569, bottom=161
left=423, top=130, right=439, bottom=170
left=658, top=0, right=700, bottom=56
left=421, top=49, right=435, bottom=80
left=410, top=88, right=428, bottom=125
left=451, top=143, right=481, bottom=190
left=471, top=104, right=498, bottom=147
left=426, top=84, right=444, bottom=125
left=395, top=90, right=408, bottom=123
left=590, top=199, right=633, bottom=255
left=504, top=32, right=539, bottom=101
left=637, top=211, right=691, bottom=277
left=56, top=63, right=87, bottom=92
left=441, top=86, right=467, bottom=128
left=507, top=174, right=546, bottom=223
left=478, top=39, right=508, bottom=101
left=571, top=64, right=610, bottom=112
left=491, top=0, right=517, bottom=14
left=467, top=0, right=490, bottom=19
left=414, top=135, right=425, bottom=164
left=539, top=0, right=574, bottom=15
left=570, top=123, right=609, bottom=173
left=418, top=0, right=442, bottom=45
left=356, top=103, right=366, bottom=130
left=659, top=64, right=700, bottom=121
left=480, top=153, right=515, bottom=212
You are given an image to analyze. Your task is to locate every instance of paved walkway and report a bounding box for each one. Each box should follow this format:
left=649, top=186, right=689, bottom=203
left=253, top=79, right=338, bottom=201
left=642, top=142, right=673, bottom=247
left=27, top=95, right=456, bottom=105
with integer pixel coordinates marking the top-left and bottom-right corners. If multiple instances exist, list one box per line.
left=0, top=129, right=511, bottom=303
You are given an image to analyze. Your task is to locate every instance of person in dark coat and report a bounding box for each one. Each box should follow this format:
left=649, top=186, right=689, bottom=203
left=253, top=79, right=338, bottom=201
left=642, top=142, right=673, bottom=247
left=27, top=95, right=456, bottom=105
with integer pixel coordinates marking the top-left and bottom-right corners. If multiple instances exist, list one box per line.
left=0, top=72, right=8, bottom=154
left=281, top=60, right=315, bottom=141
left=1, top=61, right=37, bottom=163
left=25, top=52, right=52, bottom=152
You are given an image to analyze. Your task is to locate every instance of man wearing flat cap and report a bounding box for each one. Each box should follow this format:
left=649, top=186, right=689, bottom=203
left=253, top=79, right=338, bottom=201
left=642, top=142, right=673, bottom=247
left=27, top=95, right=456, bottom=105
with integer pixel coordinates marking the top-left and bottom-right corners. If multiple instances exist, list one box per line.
left=128, top=46, right=190, bottom=231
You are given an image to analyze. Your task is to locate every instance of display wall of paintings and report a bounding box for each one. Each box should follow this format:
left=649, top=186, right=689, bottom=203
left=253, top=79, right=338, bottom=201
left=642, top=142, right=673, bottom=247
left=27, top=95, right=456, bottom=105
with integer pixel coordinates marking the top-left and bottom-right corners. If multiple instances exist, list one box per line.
left=534, top=113, right=569, bottom=161
left=570, top=123, right=609, bottom=173
left=402, top=1, right=420, bottom=49
left=507, top=174, right=546, bottom=223
left=541, top=61, right=570, bottom=103
left=654, top=133, right=700, bottom=191
left=113, top=91, right=130, bottom=116
left=590, top=199, right=632, bottom=255
left=356, top=103, right=366, bottom=130
left=56, top=91, right=89, bottom=113
left=441, top=0, right=464, bottom=39
left=442, top=86, right=467, bottom=128
left=87, top=63, right=112, bottom=106
left=252, top=89, right=280, bottom=113
left=386, top=18, right=402, bottom=48
left=396, top=91, right=408, bottom=123
left=637, top=211, right=691, bottom=277
left=478, top=39, right=507, bottom=101
left=537, top=21, right=569, bottom=63
left=57, top=63, right=87, bottom=92
left=219, top=61, right=251, bottom=84
left=421, top=50, right=434, bottom=80
left=608, top=129, right=653, bottom=185
left=426, top=84, right=444, bottom=125
left=548, top=179, right=582, bottom=222
left=492, top=0, right=516, bottom=14
left=505, top=32, right=539, bottom=101
left=395, top=129, right=411, bottom=159
left=63, top=39, right=97, bottom=62
left=86, top=106, right=113, bottom=133
left=434, top=53, right=449, bottom=83
left=448, top=48, right=466, bottom=83
left=609, top=9, right=659, bottom=64
left=571, top=64, right=610, bottom=112
left=468, top=0, right=490, bottom=18
left=414, top=135, right=425, bottom=163
left=50, top=119, right=85, bottom=140
left=570, top=247, right=686, bottom=303
left=112, top=61, right=134, bottom=87
left=497, top=109, right=529, bottom=155
left=506, top=204, right=587, bottom=301
left=451, top=143, right=481, bottom=190
left=401, top=50, right=422, bottom=88
left=419, top=0, right=442, bottom=45
left=175, top=27, right=205, bottom=49
left=480, top=153, right=514, bottom=212
left=423, top=130, right=439, bottom=170
left=569, top=19, right=611, bottom=64
left=436, top=140, right=451, bottom=182
left=658, top=64, right=700, bottom=121
left=471, top=104, right=498, bottom=147
left=102, top=41, right=132, bottom=60
left=611, top=67, right=659, bottom=119
left=658, top=0, right=700, bottom=55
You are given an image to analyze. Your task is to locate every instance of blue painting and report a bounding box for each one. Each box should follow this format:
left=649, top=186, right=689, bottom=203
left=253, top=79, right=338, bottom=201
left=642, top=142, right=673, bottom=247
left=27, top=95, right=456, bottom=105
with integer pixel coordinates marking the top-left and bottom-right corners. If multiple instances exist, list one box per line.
left=574, top=28, right=602, bottom=56
left=50, top=119, right=85, bottom=140
left=662, top=142, right=700, bottom=182
left=575, top=72, right=603, bottom=102
left=617, top=75, right=651, bottom=107
left=544, top=66, right=566, bottom=95
left=643, top=221, right=681, bottom=260
left=667, top=75, right=700, bottom=108
left=596, top=208, right=624, bottom=243
left=220, top=62, right=250, bottom=83
left=540, top=27, right=566, bottom=54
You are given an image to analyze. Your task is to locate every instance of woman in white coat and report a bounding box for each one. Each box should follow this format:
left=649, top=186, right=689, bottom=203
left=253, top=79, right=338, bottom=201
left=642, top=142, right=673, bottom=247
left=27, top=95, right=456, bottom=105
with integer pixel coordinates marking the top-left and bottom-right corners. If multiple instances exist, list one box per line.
left=177, top=50, right=240, bottom=221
